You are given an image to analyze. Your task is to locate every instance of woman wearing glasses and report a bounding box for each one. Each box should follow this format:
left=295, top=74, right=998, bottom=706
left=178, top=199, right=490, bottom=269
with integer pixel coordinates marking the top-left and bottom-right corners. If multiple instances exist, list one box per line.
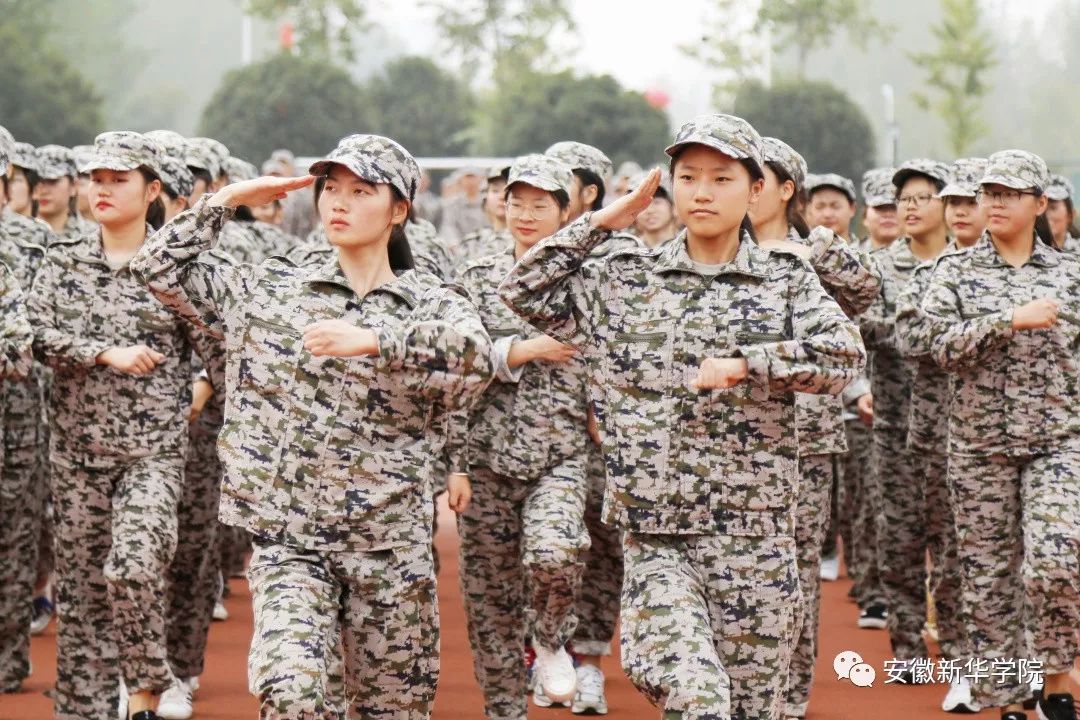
left=921, top=151, right=1079, bottom=720
left=859, top=159, right=953, bottom=686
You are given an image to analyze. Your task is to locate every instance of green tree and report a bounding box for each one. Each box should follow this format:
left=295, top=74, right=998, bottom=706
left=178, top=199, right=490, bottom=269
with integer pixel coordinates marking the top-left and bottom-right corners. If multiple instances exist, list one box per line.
left=245, top=0, right=368, bottom=62
left=0, top=0, right=103, bottom=144
left=734, top=80, right=875, bottom=181
left=363, top=57, right=474, bottom=157
left=758, top=0, right=891, bottom=78
left=423, top=0, right=576, bottom=87
left=680, top=0, right=768, bottom=109
left=197, top=53, right=373, bottom=161
left=908, top=0, right=996, bottom=156
left=484, top=71, right=670, bottom=167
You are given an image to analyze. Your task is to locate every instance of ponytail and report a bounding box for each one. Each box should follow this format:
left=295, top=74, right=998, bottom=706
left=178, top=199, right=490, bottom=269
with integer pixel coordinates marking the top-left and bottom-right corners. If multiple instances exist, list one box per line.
left=765, top=160, right=810, bottom=239
left=1035, top=212, right=1056, bottom=249
left=138, top=167, right=165, bottom=230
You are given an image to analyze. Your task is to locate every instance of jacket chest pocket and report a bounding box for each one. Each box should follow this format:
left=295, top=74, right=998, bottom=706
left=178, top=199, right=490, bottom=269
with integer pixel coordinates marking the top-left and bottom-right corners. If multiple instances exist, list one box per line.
left=609, top=330, right=670, bottom=392
left=239, top=317, right=303, bottom=396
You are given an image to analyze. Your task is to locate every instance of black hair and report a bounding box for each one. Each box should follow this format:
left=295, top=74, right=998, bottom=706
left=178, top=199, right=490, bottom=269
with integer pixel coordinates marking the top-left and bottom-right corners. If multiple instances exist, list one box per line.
left=233, top=205, right=255, bottom=222
left=572, top=168, right=605, bottom=212
left=765, top=160, right=810, bottom=239
left=137, top=167, right=166, bottom=230
left=312, top=173, right=414, bottom=270
left=503, top=182, right=571, bottom=210
left=809, top=184, right=856, bottom=206
left=187, top=166, right=213, bottom=193
left=0, top=174, right=7, bottom=199
left=12, top=165, right=39, bottom=216
left=897, top=171, right=946, bottom=194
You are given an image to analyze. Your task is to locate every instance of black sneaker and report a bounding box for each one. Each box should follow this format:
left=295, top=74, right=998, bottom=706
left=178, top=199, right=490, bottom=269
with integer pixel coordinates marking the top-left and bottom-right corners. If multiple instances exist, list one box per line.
left=1025, top=686, right=1044, bottom=710
left=1003, top=713, right=1029, bottom=720
left=130, top=712, right=160, bottom=720
left=1036, top=693, right=1077, bottom=720
left=857, top=604, right=888, bottom=629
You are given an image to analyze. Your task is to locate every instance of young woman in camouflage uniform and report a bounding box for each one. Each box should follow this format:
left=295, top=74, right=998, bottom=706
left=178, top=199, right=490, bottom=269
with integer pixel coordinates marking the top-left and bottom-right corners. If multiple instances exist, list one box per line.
left=33, top=145, right=97, bottom=241
left=27, top=131, right=198, bottom=720
left=455, top=153, right=591, bottom=719
left=751, top=137, right=882, bottom=720
left=1043, top=174, right=1079, bottom=253
left=921, top=150, right=1080, bottom=720
left=501, top=114, right=866, bottom=720
left=132, top=134, right=493, bottom=720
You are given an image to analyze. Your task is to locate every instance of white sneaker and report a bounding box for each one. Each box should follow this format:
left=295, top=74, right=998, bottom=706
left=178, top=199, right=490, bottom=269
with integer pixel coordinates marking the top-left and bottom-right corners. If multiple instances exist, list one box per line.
left=187, top=676, right=201, bottom=697
left=572, top=664, right=608, bottom=715
left=533, top=645, right=577, bottom=704
left=819, top=554, right=840, bottom=581
left=532, top=682, right=567, bottom=708
left=942, top=676, right=980, bottom=713
left=212, top=600, right=229, bottom=621
left=117, top=680, right=128, bottom=720
left=157, top=678, right=194, bottom=720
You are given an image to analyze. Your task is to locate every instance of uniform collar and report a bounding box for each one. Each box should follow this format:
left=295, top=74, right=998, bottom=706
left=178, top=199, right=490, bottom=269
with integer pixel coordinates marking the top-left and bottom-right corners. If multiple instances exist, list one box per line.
left=970, top=231, right=1061, bottom=269
left=302, top=255, right=423, bottom=308
left=69, top=225, right=154, bottom=269
left=654, top=228, right=770, bottom=279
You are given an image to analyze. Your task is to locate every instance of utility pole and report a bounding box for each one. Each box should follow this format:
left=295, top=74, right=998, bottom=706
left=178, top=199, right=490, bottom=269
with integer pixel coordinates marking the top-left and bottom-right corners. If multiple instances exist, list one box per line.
left=882, top=84, right=899, bottom=167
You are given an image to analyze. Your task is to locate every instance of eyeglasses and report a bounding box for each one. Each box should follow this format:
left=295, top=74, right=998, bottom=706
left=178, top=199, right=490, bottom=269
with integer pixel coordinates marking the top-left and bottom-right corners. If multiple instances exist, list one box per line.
left=505, top=201, right=559, bottom=219
left=974, top=189, right=1039, bottom=206
left=896, top=192, right=940, bottom=208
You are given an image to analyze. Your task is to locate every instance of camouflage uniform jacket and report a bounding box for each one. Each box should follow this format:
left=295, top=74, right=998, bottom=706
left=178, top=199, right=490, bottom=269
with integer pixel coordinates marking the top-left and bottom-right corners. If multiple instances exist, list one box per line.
left=449, top=227, right=512, bottom=276
left=28, top=230, right=194, bottom=468
left=456, top=248, right=589, bottom=479
left=921, top=234, right=1080, bottom=457
left=893, top=241, right=965, bottom=453
left=57, top=212, right=97, bottom=244
left=217, top=220, right=298, bottom=265
left=0, top=210, right=50, bottom=436
left=498, top=215, right=866, bottom=537
left=0, top=261, right=33, bottom=380
left=131, top=197, right=495, bottom=552
left=859, top=237, right=938, bottom=431
left=787, top=226, right=882, bottom=456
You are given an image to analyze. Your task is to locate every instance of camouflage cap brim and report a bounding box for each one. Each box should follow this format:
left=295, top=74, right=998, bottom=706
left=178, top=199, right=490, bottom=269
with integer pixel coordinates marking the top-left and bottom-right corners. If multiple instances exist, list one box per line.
left=864, top=194, right=897, bottom=207
left=937, top=183, right=977, bottom=199
left=979, top=173, right=1039, bottom=191
left=81, top=152, right=147, bottom=174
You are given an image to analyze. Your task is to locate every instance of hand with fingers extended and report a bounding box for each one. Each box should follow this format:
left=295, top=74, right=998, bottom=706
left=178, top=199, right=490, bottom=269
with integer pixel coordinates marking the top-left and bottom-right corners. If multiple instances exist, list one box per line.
left=208, top=174, right=316, bottom=210
left=691, top=357, right=749, bottom=390
left=97, top=345, right=165, bottom=376
left=590, top=168, right=663, bottom=232
left=302, top=320, right=379, bottom=358
left=1011, top=298, right=1060, bottom=330
left=507, top=334, right=577, bottom=368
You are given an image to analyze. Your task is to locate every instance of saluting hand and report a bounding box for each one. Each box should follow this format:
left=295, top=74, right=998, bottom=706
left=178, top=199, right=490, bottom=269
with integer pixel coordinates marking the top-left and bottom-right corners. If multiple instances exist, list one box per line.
left=590, top=168, right=662, bottom=231
left=303, top=320, right=379, bottom=358
left=1011, top=298, right=1059, bottom=330
left=208, top=174, right=316, bottom=209
left=691, top=357, right=749, bottom=390
left=97, top=345, right=164, bottom=376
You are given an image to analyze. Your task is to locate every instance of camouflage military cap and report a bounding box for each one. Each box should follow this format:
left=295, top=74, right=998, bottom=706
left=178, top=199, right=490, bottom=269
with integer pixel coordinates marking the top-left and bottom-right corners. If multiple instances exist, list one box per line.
left=82, top=131, right=164, bottom=178
left=665, top=113, right=764, bottom=179
left=184, top=142, right=219, bottom=178
left=223, top=156, right=258, bottom=183
left=806, top=173, right=857, bottom=202
left=72, top=145, right=95, bottom=174
left=980, top=150, right=1049, bottom=192
left=261, top=158, right=290, bottom=176
left=1044, top=174, right=1074, bottom=201
left=861, top=167, right=896, bottom=206
left=506, top=153, right=574, bottom=196
left=188, top=137, right=230, bottom=176
left=12, top=142, right=38, bottom=173
left=938, top=158, right=989, bottom=198
left=0, top=125, right=16, bottom=175
left=893, top=158, right=951, bottom=190
left=616, top=160, right=643, bottom=180
left=158, top=153, right=195, bottom=199
left=145, top=130, right=187, bottom=157
left=545, top=141, right=614, bottom=181
left=35, top=144, right=77, bottom=180
left=270, top=148, right=295, bottom=164
left=309, top=134, right=421, bottom=202
left=762, top=137, right=807, bottom=188
left=484, top=164, right=510, bottom=183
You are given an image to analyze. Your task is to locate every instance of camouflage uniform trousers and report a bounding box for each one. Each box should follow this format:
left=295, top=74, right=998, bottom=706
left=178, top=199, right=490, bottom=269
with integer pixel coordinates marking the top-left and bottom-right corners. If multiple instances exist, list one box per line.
left=570, top=444, right=623, bottom=657
left=620, top=532, right=801, bottom=720
left=246, top=538, right=438, bottom=720
left=0, top=425, right=45, bottom=691
left=872, top=429, right=957, bottom=661
left=459, top=459, right=589, bottom=720
left=949, top=442, right=1080, bottom=709
left=166, top=412, right=223, bottom=680
left=785, top=453, right=839, bottom=718
left=842, top=418, right=885, bottom=609
left=219, top=523, right=252, bottom=581
left=52, top=452, right=183, bottom=720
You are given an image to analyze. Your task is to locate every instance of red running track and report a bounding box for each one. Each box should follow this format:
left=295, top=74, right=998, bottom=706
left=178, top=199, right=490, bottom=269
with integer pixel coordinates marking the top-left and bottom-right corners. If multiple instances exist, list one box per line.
left=4, top=497, right=1077, bottom=719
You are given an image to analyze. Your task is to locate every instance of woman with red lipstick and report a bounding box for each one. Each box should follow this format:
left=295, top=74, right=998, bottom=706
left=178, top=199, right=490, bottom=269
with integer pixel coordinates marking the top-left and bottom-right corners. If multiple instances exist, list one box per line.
left=921, top=150, right=1080, bottom=720
left=455, top=153, right=591, bottom=718
left=860, top=159, right=954, bottom=687
left=27, top=131, right=198, bottom=720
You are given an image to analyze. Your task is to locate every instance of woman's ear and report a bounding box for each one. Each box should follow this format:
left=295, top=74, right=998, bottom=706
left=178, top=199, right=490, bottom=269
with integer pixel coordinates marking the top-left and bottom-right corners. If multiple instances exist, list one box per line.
left=780, top=180, right=795, bottom=203
left=145, top=177, right=163, bottom=203
left=390, top=197, right=410, bottom=226
left=560, top=206, right=571, bottom=225
left=748, top=177, right=765, bottom=205
left=1036, top=194, right=1049, bottom=215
